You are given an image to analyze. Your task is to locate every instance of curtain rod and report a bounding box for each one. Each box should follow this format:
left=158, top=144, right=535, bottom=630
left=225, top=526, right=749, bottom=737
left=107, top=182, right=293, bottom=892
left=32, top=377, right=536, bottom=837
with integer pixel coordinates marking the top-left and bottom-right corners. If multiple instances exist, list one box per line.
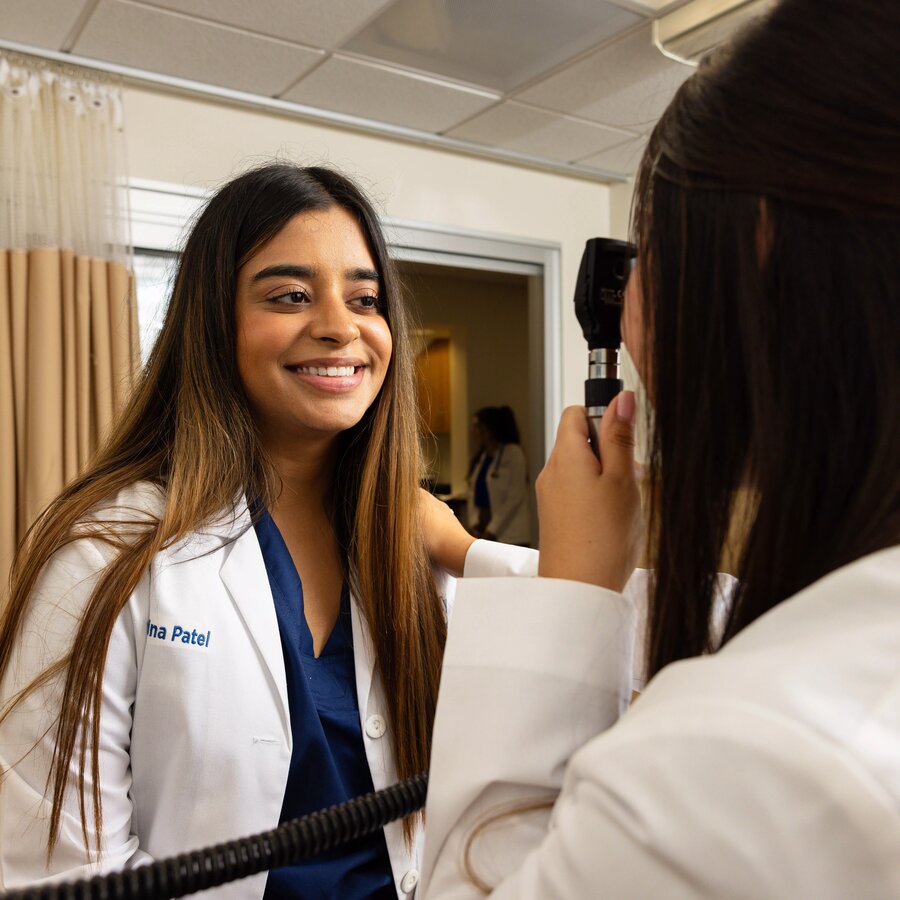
left=0, top=38, right=628, bottom=186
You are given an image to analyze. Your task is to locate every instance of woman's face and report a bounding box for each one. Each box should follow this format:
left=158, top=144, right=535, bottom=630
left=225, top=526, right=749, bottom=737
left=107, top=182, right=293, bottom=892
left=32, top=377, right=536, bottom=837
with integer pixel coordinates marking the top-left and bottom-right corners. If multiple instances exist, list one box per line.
left=235, top=207, right=393, bottom=448
left=471, top=419, right=488, bottom=450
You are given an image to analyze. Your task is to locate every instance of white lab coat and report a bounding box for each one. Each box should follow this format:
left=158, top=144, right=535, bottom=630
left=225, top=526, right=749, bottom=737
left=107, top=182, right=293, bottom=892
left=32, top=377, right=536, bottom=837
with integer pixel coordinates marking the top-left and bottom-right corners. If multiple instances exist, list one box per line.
left=467, top=444, right=531, bottom=545
left=421, top=545, right=900, bottom=898
left=0, top=483, right=531, bottom=897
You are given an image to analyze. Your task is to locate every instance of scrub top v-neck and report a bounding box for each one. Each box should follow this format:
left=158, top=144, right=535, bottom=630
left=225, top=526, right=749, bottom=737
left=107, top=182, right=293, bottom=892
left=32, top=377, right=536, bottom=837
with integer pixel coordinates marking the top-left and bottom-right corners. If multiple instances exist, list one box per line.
left=254, top=509, right=396, bottom=899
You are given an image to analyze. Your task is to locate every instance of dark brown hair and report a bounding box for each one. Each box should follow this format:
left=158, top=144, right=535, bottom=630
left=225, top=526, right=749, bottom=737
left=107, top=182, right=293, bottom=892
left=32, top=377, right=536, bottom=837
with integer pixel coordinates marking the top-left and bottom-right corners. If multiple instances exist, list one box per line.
left=474, top=406, right=521, bottom=446
left=634, top=0, right=900, bottom=676
left=0, top=163, right=444, bottom=854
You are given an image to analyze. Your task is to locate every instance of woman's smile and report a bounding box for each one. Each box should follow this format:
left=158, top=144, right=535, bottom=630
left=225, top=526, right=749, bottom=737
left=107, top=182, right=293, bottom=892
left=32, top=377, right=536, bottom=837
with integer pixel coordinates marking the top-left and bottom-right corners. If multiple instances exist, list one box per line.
left=285, top=358, right=367, bottom=393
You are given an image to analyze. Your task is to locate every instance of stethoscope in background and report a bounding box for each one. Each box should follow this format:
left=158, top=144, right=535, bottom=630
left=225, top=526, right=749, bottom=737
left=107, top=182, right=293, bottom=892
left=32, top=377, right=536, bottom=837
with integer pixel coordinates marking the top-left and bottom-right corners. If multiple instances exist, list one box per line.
left=0, top=775, right=427, bottom=900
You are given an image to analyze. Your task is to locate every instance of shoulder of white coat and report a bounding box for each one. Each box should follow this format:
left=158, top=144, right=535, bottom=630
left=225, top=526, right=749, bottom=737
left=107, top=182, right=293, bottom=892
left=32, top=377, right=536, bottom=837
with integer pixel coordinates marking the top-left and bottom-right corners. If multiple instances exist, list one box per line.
left=501, top=442, right=527, bottom=467
left=629, top=569, right=737, bottom=692
left=72, top=480, right=166, bottom=543
left=78, top=482, right=249, bottom=531
left=629, top=548, right=900, bottom=786
left=20, top=527, right=145, bottom=677
left=80, top=482, right=250, bottom=561
left=560, top=685, right=900, bottom=900
left=26, top=483, right=163, bottom=587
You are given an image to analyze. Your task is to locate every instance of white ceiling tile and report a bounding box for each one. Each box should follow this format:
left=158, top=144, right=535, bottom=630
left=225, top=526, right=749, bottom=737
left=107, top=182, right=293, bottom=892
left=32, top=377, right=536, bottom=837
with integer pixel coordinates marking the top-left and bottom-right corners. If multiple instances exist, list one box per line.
left=577, top=134, right=649, bottom=175
left=1, top=0, right=88, bottom=50
left=281, top=56, right=499, bottom=133
left=608, top=0, right=684, bottom=11
left=515, top=23, right=693, bottom=132
left=72, top=1, right=323, bottom=96
left=446, top=102, right=636, bottom=163
left=344, top=0, right=642, bottom=92
left=133, top=0, right=395, bottom=49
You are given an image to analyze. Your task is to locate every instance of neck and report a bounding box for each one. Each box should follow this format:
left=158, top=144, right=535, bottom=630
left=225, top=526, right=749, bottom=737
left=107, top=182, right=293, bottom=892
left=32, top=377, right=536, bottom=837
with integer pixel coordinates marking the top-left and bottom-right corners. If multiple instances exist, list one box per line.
left=262, top=431, right=340, bottom=518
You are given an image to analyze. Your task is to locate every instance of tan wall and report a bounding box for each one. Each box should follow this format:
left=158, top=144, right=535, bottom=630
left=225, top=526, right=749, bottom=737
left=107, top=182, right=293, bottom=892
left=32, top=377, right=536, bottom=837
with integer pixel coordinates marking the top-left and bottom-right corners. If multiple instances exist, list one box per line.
left=121, top=85, right=614, bottom=439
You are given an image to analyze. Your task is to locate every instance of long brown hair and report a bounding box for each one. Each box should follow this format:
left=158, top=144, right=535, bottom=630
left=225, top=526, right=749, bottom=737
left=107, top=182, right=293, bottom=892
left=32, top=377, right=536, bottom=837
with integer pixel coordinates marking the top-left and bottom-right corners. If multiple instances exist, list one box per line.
left=0, top=163, right=445, bottom=854
left=634, top=0, right=900, bottom=677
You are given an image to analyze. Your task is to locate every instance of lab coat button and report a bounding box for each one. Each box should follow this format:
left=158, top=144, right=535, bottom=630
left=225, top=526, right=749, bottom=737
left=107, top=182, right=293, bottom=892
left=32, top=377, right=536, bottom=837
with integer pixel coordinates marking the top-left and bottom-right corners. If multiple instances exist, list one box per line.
left=400, top=869, right=419, bottom=893
left=365, top=714, right=386, bottom=738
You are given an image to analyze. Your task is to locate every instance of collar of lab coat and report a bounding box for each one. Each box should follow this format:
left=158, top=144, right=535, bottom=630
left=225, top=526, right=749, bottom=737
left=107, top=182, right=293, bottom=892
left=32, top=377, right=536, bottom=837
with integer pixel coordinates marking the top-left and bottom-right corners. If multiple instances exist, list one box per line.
left=213, top=495, right=378, bottom=750
left=217, top=499, right=291, bottom=739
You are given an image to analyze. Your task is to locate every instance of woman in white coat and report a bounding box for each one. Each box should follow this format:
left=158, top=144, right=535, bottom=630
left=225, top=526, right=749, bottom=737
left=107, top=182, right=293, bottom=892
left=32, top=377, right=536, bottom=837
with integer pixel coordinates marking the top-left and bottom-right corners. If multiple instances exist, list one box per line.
left=0, top=163, right=502, bottom=899
left=422, top=0, right=900, bottom=896
left=467, top=407, right=531, bottom=546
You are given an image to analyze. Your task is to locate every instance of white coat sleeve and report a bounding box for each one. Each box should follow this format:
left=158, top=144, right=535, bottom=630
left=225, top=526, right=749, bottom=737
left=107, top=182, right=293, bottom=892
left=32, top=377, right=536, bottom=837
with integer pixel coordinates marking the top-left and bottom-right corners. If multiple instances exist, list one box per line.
left=431, top=542, right=539, bottom=625
left=421, top=576, right=635, bottom=898
left=461, top=545, right=653, bottom=690
left=463, top=540, right=538, bottom=579
left=421, top=582, right=900, bottom=900
left=0, top=539, right=151, bottom=888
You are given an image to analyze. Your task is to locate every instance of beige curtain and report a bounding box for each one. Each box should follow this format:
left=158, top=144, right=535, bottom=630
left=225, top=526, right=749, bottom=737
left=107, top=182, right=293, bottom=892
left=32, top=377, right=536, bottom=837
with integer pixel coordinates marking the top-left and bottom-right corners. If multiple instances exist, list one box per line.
left=0, top=251, right=138, bottom=586
left=1, top=54, right=135, bottom=591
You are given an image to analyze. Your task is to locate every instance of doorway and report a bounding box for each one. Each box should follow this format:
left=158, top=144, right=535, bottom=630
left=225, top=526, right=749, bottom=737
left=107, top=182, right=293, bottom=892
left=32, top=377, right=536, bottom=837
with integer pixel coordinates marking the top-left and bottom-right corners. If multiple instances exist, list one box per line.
left=400, top=260, right=540, bottom=547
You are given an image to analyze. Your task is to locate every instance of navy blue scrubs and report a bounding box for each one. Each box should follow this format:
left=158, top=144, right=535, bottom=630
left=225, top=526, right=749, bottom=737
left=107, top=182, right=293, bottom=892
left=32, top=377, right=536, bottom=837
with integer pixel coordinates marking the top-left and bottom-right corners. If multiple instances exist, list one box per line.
left=255, top=510, right=396, bottom=899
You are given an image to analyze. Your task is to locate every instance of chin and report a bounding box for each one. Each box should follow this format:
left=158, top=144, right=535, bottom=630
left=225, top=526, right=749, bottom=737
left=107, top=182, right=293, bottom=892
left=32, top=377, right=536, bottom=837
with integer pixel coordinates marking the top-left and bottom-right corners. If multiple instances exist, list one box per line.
left=301, top=408, right=371, bottom=437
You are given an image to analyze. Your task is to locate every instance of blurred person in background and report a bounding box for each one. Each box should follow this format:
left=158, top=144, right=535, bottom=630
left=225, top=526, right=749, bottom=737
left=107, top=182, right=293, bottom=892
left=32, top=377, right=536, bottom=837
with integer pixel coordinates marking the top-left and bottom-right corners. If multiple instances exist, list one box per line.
left=467, top=406, right=531, bottom=547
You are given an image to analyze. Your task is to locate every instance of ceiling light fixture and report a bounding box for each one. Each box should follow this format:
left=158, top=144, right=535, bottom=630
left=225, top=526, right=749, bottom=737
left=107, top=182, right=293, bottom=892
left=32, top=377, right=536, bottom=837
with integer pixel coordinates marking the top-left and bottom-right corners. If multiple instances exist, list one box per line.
left=652, top=0, right=777, bottom=67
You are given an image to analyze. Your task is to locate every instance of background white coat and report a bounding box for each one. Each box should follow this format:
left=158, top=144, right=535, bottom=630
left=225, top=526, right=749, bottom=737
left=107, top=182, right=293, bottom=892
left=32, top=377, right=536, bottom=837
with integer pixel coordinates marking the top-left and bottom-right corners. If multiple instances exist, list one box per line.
left=466, top=444, right=531, bottom=545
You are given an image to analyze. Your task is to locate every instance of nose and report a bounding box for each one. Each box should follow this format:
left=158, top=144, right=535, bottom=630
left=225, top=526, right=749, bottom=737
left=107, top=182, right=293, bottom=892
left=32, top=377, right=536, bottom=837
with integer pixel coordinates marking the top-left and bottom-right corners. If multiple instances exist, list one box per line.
left=309, top=291, right=360, bottom=345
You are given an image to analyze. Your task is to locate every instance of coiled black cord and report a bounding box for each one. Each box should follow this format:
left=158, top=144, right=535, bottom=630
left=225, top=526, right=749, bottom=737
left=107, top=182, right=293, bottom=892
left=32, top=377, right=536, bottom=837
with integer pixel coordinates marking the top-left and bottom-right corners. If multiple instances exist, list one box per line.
left=2, top=773, right=428, bottom=900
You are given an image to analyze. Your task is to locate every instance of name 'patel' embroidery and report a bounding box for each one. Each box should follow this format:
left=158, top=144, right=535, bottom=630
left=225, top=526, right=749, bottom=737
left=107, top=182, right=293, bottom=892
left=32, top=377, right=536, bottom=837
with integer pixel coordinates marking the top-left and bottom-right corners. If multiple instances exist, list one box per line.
left=146, top=618, right=211, bottom=647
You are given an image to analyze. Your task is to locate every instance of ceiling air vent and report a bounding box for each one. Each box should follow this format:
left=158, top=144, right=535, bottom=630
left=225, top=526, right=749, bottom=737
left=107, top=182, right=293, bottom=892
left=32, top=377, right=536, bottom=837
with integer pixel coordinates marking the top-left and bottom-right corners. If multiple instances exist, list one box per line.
left=653, top=0, right=777, bottom=67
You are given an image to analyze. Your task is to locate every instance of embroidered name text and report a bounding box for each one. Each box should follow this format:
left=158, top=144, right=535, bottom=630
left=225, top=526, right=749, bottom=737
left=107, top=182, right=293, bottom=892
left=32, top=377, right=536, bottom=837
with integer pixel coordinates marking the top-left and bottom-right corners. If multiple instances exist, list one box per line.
left=146, top=618, right=211, bottom=647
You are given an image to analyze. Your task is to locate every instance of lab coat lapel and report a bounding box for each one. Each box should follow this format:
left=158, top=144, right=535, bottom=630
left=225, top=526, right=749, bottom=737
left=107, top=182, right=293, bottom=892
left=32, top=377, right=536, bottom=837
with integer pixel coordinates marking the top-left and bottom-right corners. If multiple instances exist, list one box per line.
left=350, top=590, right=375, bottom=723
left=217, top=502, right=291, bottom=738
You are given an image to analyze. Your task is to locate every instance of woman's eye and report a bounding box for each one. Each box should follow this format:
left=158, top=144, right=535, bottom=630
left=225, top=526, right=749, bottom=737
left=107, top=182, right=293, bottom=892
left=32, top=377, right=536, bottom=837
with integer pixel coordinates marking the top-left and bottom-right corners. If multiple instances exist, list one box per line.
left=268, top=289, right=309, bottom=306
left=354, top=294, right=381, bottom=310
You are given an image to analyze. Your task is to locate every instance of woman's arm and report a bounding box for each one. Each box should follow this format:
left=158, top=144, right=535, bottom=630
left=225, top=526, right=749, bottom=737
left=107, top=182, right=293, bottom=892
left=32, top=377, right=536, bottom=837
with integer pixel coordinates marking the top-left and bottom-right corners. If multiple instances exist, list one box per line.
left=0, top=540, right=149, bottom=887
left=419, top=488, right=477, bottom=577
left=422, top=487, right=540, bottom=624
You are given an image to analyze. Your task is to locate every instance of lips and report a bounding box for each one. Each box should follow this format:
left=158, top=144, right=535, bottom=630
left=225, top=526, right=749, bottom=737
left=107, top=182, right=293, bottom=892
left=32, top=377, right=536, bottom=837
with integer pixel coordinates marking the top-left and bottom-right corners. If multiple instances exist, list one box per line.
left=285, top=361, right=366, bottom=393
left=286, top=356, right=365, bottom=371
left=292, top=364, right=357, bottom=377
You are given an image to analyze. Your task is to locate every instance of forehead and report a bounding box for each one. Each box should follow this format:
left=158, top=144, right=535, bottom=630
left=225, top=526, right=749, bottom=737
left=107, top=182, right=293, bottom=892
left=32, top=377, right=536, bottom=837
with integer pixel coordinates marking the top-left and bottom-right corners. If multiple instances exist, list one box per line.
left=245, top=207, right=378, bottom=271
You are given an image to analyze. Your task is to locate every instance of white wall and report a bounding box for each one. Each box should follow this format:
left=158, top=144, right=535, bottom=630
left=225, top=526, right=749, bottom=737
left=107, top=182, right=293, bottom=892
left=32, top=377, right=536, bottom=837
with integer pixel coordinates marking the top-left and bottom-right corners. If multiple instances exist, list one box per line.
left=122, top=85, right=615, bottom=442
left=608, top=179, right=636, bottom=241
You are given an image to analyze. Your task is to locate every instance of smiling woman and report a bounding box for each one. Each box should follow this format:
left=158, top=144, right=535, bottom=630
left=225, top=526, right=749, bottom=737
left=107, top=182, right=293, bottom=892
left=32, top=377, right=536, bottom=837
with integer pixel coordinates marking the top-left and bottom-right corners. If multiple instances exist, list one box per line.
left=235, top=207, right=393, bottom=446
left=0, top=164, right=530, bottom=899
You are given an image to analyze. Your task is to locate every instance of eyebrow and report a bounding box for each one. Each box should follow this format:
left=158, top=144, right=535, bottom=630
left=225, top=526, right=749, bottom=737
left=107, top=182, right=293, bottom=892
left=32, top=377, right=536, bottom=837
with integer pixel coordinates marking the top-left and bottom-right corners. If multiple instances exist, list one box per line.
left=250, top=264, right=381, bottom=284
